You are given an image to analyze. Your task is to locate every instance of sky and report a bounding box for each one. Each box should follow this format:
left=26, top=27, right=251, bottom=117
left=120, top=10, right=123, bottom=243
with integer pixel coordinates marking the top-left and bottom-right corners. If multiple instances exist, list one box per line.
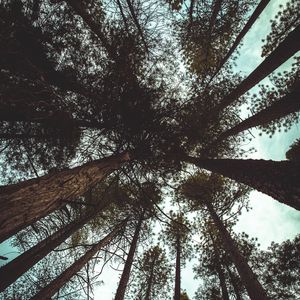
left=1, top=0, right=300, bottom=299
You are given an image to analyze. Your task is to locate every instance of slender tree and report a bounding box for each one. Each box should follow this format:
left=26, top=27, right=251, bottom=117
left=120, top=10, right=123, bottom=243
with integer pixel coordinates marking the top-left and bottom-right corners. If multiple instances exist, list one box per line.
left=0, top=198, right=110, bottom=292
left=162, top=213, right=191, bottom=300
left=180, top=173, right=269, bottom=300
left=202, top=205, right=269, bottom=300
left=0, top=152, right=130, bottom=243
left=212, top=23, right=300, bottom=116
left=128, top=245, right=171, bottom=300
left=30, top=217, right=128, bottom=300
left=207, top=0, right=271, bottom=84
left=213, top=81, right=300, bottom=142
left=114, top=210, right=145, bottom=300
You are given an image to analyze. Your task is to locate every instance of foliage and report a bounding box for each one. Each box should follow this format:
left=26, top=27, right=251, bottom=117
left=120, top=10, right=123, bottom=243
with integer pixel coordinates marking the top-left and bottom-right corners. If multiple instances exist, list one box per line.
left=0, top=0, right=299, bottom=299
left=261, top=0, right=300, bottom=57
left=258, top=234, right=300, bottom=299
left=128, top=245, right=172, bottom=299
left=286, top=138, right=300, bottom=161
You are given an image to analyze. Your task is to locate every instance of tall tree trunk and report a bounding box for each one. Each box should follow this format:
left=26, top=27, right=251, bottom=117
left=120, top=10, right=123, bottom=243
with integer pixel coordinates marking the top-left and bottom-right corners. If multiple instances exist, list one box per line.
left=125, top=0, right=149, bottom=53
left=205, top=200, right=269, bottom=300
left=144, top=254, right=156, bottom=300
left=184, top=156, right=300, bottom=211
left=225, top=264, right=243, bottom=300
left=209, top=232, right=230, bottom=300
left=114, top=211, right=144, bottom=300
left=207, top=0, right=270, bottom=85
left=209, top=0, right=222, bottom=34
left=214, top=23, right=300, bottom=115
left=216, top=81, right=300, bottom=142
left=0, top=202, right=109, bottom=292
left=174, top=235, right=181, bottom=300
left=0, top=152, right=130, bottom=243
left=64, top=0, right=117, bottom=59
left=30, top=218, right=128, bottom=300
left=215, top=263, right=230, bottom=300
left=203, top=0, right=222, bottom=70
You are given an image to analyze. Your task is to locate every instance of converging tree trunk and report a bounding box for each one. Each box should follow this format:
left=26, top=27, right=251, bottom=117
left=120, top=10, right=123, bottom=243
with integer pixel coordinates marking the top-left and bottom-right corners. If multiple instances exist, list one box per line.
left=114, top=211, right=144, bottom=300
left=214, top=23, right=300, bottom=115
left=144, top=253, right=156, bottom=300
left=30, top=218, right=128, bottom=300
left=215, top=263, right=230, bottom=300
left=64, top=0, right=117, bottom=59
left=208, top=0, right=270, bottom=84
left=174, top=235, right=181, bottom=300
left=0, top=152, right=130, bottom=243
left=205, top=200, right=269, bottom=300
left=209, top=232, right=230, bottom=300
left=216, top=81, right=300, bottom=141
left=185, top=156, right=300, bottom=211
left=225, top=264, right=243, bottom=300
left=0, top=203, right=108, bottom=292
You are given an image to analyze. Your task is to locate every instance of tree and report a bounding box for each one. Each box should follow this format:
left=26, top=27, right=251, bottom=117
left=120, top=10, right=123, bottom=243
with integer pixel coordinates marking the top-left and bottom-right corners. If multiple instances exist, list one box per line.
left=0, top=179, right=119, bottom=292
left=180, top=172, right=269, bottom=300
left=0, top=152, right=130, bottom=243
left=212, top=23, right=300, bottom=117
left=213, top=81, right=300, bottom=142
left=286, top=138, right=300, bottom=161
left=184, top=156, right=300, bottom=211
left=128, top=246, right=172, bottom=300
left=30, top=217, right=128, bottom=300
left=0, top=0, right=299, bottom=296
left=114, top=210, right=145, bottom=300
left=259, top=234, right=300, bottom=299
left=176, top=0, right=256, bottom=81
left=208, top=0, right=271, bottom=84
left=162, top=213, right=192, bottom=300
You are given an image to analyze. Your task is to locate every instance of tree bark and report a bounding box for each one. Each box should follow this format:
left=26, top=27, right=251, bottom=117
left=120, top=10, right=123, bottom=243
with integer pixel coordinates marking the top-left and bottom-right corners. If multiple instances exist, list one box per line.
left=0, top=152, right=130, bottom=243
left=209, top=232, right=230, bottom=300
left=30, top=218, right=128, bottom=300
left=114, top=211, right=144, bottom=300
left=205, top=201, right=269, bottom=300
left=125, top=0, right=149, bottom=53
left=144, top=254, right=156, bottom=300
left=225, top=264, right=243, bottom=300
left=215, top=263, right=230, bottom=300
left=64, top=0, right=117, bottom=59
left=214, top=22, right=300, bottom=115
left=174, top=235, right=181, bottom=300
left=216, top=81, right=300, bottom=141
left=207, top=0, right=270, bottom=84
left=185, top=156, right=300, bottom=211
left=0, top=203, right=108, bottom=292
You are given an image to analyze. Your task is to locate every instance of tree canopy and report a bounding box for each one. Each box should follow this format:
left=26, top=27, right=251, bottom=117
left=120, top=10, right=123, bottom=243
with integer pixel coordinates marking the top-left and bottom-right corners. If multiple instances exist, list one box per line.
left=0, top=0, right=299, bottom=299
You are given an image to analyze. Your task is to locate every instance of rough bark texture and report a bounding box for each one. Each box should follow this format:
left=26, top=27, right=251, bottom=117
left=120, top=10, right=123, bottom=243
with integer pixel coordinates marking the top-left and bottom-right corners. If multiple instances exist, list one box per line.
left=208, top=0, right=270, bottom=84
left=216, top=263, right=230, bottom=300
left=0, top=204, right=107, bottom=292
left=114, top=212, right=144, bottom=300
left=30, top=218, right=128, bottom=300
left=174, top=235, right=181, bottom=300
left=217, top=82, right=300, bottom=141
left=0, top=152, right=130, bottom=243
left=185, top=157, right=300, bottom=211
left=215, top=22, right=300, bottom=114
left=226, top=264, right=243, bottom=300
left=205, top=201, right=269, bottom=300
